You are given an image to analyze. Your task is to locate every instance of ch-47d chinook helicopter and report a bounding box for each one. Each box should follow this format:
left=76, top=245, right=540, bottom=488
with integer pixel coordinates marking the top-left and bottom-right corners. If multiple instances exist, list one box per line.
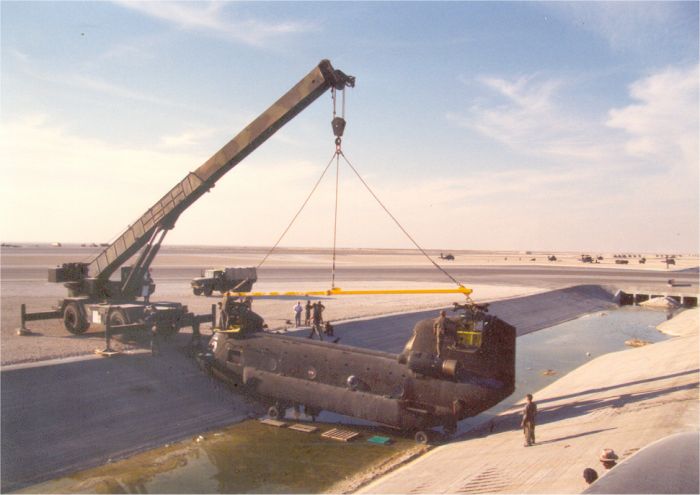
left=197, top=295, right=516, bottom=443
left=193, top=60, right=516, bottom=443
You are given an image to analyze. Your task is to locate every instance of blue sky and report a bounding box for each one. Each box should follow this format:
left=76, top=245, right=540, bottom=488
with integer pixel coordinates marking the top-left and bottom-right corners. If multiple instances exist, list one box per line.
left=1, top=1, right=698, bottom=252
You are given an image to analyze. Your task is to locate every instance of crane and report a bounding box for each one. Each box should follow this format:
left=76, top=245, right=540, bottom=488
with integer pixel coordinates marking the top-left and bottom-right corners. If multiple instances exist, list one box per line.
left=21, top=60, right=355, bottom=336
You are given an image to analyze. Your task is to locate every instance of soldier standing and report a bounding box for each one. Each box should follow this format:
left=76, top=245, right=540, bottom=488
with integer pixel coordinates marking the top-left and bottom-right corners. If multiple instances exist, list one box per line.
left=304, top=300, right=312, bottom=326
left=521, top=393, right=537, bottom=446
left=309, top=301, right=325, bottom=340
left=433, top=310, right=449, bottom=358
left=142, top=269, right=153, bottom=304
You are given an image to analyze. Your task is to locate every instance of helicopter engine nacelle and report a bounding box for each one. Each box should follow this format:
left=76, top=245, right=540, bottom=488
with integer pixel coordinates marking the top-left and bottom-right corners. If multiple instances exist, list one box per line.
left=405, top=352, right=462, bottom=379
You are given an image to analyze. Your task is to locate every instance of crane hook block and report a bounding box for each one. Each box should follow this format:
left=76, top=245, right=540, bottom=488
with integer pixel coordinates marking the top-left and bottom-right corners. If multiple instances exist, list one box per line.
left=332, top=116, right=346, bottom=138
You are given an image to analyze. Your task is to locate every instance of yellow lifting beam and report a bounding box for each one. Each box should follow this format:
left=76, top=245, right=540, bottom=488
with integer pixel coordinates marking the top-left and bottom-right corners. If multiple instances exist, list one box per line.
left=224, top=286, right=472, bottom=298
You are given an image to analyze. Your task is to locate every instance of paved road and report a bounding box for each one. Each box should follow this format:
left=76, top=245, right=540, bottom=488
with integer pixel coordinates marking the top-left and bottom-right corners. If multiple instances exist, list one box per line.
left=1, top=285, right=616, bottom=491
left=0, top=343, right=264, bottom=493
left=260, top=265, right=698, bottom=292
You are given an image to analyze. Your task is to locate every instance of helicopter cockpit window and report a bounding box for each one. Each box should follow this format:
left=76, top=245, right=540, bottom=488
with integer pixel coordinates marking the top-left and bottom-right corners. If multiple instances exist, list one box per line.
left=455, top=313, right=486, bottom=349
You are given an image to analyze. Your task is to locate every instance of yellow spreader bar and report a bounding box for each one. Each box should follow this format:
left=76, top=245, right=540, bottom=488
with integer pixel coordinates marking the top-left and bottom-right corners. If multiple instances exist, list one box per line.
left=224, top=286, right=472, bottom=297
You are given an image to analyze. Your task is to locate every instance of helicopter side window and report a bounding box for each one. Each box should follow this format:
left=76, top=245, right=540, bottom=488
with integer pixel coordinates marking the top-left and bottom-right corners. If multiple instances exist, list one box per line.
left=227, top=348, right=242, bottom=364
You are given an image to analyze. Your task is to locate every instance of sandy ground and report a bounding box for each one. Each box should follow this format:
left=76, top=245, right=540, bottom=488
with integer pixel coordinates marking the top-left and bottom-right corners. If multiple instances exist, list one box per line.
left=357, top=308, right=699, bottom=494
left=2, top=245, right=697, bottom=365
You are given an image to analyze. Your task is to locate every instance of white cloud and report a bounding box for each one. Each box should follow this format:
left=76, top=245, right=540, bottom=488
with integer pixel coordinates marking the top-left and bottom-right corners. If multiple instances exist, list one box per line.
left=450, top=74, right=609, bottom=162
left=543, top=2, right=687, bottom=52
left=446, top=64, right=699, bottom=252
left=607, top=64, right=699, bottom=175
left=159, top=128, right=217, bottom=149
left=114, top=1, right=316, bottom=47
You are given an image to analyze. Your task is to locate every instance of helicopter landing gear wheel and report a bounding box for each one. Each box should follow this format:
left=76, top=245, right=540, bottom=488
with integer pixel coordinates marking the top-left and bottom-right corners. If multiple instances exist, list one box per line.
left=63, top=302, right=89, bottom=335
left=267, top=403, right=286, bottom=420
left=414, top=430, right=431, bottom=445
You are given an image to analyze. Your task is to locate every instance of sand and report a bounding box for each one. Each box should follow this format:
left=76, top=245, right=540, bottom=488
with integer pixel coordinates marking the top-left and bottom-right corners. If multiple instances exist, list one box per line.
left=2, top=245, right=697, bottom=365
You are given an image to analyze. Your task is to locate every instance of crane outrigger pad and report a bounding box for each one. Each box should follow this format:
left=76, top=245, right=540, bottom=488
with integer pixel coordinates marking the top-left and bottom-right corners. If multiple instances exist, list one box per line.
left=225, top=286, right=473, bottom=298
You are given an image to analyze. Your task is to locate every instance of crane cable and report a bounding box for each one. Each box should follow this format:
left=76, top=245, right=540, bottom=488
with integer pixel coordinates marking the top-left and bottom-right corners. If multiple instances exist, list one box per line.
left=257, top=86, right=469, bottom=298
left=338, top=150, right=466, bottom=290
left=256, top=152, right=337, bottom=269
left=330, top=86, right=345, bottom=289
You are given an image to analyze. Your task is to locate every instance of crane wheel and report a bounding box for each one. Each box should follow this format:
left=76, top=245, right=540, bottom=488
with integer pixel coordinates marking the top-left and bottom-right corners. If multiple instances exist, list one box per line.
left=193, top=288, right=203, bottom=296
left=63, top=302, right=89, bottom=335
left=109, top=309, right=128, bottom=327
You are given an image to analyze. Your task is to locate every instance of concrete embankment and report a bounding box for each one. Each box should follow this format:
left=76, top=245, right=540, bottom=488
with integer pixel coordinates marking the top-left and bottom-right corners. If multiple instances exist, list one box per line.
left=359, top=308, right=699, bottom=494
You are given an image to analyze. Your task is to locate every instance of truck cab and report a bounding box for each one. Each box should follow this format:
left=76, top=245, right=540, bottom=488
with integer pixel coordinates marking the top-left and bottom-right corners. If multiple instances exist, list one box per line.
left=191, top=267, right=257, bottom=296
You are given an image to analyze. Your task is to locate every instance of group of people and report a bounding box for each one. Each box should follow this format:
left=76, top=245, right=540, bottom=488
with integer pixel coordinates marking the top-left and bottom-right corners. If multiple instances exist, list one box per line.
left=520, top=393, right=620, bottom=487
left=293, top=300, right=333, bottom=340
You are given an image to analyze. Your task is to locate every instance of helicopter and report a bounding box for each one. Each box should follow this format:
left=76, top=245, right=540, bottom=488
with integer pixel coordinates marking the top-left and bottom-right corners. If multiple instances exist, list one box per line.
left=197, top=297, right=515, bottom=443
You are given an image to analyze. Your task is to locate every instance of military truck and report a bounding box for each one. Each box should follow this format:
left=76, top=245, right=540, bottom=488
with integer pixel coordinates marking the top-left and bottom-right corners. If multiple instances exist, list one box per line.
left=192, top=267, right=257, bottom=296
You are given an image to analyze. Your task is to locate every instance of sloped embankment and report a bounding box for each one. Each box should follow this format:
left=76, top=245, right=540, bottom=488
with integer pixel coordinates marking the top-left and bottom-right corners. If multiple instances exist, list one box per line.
left=489, top=284, right=617, bottom=336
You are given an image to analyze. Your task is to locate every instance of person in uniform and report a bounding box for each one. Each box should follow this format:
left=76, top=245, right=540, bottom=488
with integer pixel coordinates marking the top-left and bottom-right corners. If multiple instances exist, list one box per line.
left=309, top=301, right=325, bottom=340
left=599, top=448, right=618, bottom=469
left=433, top=310, right=449, bottom=358
left=304, top=300, right=312, bottom=326
left=521, top=393, right=537, bottom=446
left=142, top=269, right=153, bottom=304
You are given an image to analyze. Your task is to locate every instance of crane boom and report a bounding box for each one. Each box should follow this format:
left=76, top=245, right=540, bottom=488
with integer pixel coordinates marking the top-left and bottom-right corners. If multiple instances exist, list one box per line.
left=51, top=60, right=354, bottom=302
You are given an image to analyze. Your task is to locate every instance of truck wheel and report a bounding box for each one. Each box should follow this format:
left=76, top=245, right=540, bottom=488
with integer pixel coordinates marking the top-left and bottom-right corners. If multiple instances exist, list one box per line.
left=193, top=288, right=203, bottom=296
left=204, top=286, right=213, bottom=297
left=64, top=302, right=89, bottom=335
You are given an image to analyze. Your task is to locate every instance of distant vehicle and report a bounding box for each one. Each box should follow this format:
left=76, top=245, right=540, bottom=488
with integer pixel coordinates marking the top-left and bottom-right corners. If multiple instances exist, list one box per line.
left=439, top=253, right=455, bottom=261
left=597, top=256, right=604, bottom=261
left=547, top=255, right=557, bottom=262
left=580, top=255, right=593, bottom=263
left=615, top=259, right=629, bottom=264
left=51, top=242, right=62, bottom=247
left=198, top=300, right=516, bottom=443
left=191, top=267, right=257, bottom=296
left=639, top=257, right=646, bottom=264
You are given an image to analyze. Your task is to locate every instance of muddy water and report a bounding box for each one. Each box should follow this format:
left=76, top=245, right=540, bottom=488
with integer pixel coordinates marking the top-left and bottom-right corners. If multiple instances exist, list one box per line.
left=18, top=420, right=418, bottom=494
